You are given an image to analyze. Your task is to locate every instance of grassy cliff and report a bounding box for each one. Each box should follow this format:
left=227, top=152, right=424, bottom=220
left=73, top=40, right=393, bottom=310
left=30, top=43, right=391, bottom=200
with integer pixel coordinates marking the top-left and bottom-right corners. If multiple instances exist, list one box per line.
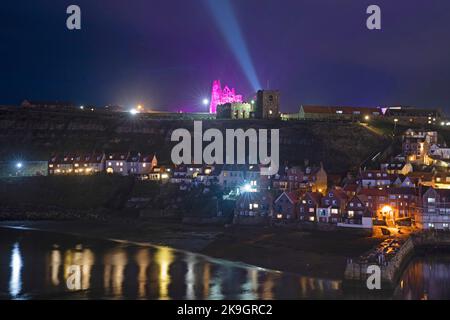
left=0, top=107, right=389, bottom=173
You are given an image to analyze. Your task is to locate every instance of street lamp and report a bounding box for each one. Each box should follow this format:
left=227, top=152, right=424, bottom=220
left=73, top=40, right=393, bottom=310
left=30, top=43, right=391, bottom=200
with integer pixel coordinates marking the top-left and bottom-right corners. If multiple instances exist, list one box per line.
left=16, top=162, right=23, bottom=169
left=202, top=98, right=209, bottom=106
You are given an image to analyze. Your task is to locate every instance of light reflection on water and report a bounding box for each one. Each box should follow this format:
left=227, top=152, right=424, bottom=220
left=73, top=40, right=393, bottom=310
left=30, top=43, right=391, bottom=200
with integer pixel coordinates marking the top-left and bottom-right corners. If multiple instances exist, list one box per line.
left=0, top=228, right=343, bottom=299
left=4, top=228, right=450, bottom=299
left=9, top=243, right=22, bottom=298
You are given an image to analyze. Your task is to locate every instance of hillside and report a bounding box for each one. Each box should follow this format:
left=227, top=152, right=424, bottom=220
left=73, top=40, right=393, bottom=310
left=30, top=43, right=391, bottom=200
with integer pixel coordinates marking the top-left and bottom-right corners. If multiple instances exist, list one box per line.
left=0, top=107, right=389, bottom=173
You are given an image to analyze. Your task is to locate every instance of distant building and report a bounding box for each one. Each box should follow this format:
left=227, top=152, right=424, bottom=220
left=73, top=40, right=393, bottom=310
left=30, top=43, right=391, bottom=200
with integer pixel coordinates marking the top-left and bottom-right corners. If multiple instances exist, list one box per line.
left=255, top=90, right=280, bottom=119
left=270, top=164, right=327, bottom=194
left=217, top=165, right=260, bottom=190
left=73, top=153, right=105, bottom=174
left=358, top=170, right=393, bottom=188
left=384, top=106, right=442, bottom=125
left=298, top=105, right=382, bottom=121
left=126, top=153, right=157, bottom=175
left=209, top=80, right=243, bottom=114
left=105, top=153, right=128, bottom=175
left=419, top=187, right=450, bottom=230
left=402, top=129, right=438, bottom=162
left=216, top=102, right=254, bottom=119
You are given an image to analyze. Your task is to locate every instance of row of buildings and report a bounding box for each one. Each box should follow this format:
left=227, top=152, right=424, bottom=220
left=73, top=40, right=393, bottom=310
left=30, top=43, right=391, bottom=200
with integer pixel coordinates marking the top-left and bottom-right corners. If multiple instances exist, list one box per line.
left=281, top=105, right=444, bottom=125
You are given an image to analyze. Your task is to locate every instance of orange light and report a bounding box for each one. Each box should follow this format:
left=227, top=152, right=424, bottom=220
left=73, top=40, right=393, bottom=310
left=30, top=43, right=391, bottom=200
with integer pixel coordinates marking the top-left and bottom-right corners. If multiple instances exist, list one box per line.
left=381, top=205, right=393, bottom=214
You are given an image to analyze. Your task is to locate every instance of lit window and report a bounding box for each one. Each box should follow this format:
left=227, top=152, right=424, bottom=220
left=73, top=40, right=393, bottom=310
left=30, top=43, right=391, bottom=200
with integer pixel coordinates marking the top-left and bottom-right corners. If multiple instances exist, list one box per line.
left=253, top=203, right=259, bottom=209
left=143, top=163, right=147, bottom=168
left=348, top=211, right=354, bottom=218
left=428, top=198, right=436, bottom=203
left=309, top=216, right=315, bottom=222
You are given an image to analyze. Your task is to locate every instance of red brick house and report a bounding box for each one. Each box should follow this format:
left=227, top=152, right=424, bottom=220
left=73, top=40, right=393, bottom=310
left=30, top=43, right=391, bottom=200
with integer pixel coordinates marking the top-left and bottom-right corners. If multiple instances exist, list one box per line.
left=386, top=187, right=419, bottom=221
left=358, top=188, right=388, bottom=218
left=298, top=192, right=322, bottom=222
left=321, top=189, right=348, bottom=223
left=274, top=191, right=300, bottom=220
left=343, top=195, right=372, bottom=225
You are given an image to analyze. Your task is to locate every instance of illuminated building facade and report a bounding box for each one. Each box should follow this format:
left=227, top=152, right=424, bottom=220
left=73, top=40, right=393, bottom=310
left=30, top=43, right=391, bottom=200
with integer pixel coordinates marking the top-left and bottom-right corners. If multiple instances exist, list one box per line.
left=209, top=80, right=243, bottom=114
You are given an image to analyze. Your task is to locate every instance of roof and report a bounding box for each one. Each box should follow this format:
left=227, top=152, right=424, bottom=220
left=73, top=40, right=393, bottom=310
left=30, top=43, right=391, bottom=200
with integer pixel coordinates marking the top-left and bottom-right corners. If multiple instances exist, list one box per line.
left=359, top=188, right=388, bottom=197
left=301, top=105, right=381, bottom=115
left=275, top=191, right=300, bottom=204
left=359, top=170, right=393, bottom=180
left=387, top=187, right=418, bottom=196
left=303, top=192, right=322, bottom=205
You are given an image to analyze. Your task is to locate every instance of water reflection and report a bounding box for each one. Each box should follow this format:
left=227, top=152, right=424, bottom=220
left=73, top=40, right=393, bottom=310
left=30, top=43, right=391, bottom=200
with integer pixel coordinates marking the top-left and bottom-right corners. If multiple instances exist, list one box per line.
left=9, top=243, right=22, bottom=298
left=394, top=255, right=450, bottom=300
left=1, top=228, right=346, bottom=299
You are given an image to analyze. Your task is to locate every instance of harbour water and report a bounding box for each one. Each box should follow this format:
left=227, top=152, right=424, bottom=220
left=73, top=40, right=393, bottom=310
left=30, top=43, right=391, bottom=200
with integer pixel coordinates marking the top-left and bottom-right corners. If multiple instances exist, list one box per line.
left=0, top=227, right=448, bottom=300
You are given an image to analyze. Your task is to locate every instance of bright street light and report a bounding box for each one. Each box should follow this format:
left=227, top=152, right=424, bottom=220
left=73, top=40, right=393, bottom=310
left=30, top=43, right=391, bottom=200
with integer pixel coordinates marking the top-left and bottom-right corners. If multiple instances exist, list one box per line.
left=16, top=162, right=23, bottom=169
left=202, top=98, right=209, bottom=106
left=129, top=108, right=138, bottom=115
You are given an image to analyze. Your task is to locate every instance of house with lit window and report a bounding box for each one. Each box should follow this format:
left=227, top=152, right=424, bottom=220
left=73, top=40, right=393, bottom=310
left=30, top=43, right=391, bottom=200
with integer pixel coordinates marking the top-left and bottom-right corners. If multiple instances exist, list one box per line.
left=127, top=153, right=157, bottom=175
left=273, top=191, right=300, bottom=220
left=74, top=152, right=105, bottom=174
left=381, top=162, right=413, bottom=175
left=234, top=191, right=273, bottom=224
left=358, top=170, right=393, bottom=188
left=48, top=154, right=75, bottom=175
left=386, top=187, right=419, bottom=222
left=419, top=187, right=450, bottom=230
left=147, top=166, right=172, bottom=183
left=217, top=165, right=260, bottom=190
left=340, top=194, right=373, bottom=227
left=320, top=189, right=348, bottom=223
left=298, top=192, right=322, bottom=222
left=105, top=152, right=128, bottom=175
left=271, top=164, right=327, bottom=194
left=402, top=129, right=438, bottom=162
left=358, top=188, right=388, bottom=219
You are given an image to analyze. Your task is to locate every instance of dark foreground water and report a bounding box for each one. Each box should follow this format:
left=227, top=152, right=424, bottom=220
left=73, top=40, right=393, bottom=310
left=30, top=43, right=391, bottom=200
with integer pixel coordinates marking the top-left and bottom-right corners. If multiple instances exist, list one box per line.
left=0, top=227, right=448, bottom=300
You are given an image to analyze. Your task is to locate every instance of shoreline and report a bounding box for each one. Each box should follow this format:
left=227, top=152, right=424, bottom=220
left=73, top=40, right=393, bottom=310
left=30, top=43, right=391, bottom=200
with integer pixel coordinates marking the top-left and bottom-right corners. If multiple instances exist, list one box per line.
left=0, top=219, right=382, bottom=279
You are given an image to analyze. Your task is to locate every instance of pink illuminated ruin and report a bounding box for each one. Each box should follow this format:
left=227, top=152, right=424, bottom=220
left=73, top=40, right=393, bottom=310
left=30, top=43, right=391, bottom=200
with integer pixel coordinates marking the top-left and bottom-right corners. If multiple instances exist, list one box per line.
left=209, top=80, right=243, bottom=114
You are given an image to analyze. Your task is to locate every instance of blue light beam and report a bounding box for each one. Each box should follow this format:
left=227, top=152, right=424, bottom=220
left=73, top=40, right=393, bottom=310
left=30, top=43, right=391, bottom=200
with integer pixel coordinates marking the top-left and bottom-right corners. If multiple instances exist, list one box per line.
left=205, top=0, right=262, bottom=91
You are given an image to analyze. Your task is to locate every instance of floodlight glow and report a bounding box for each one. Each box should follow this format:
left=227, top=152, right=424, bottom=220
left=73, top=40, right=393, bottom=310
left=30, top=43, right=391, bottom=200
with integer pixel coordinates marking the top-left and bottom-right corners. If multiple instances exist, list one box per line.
left=202, top=98, right=209, bottom=106
left=16, top=162, right=23, bottom=169
left=130, top=108, right=138, bottom=115
left=205, top=0, right=261, bottom=91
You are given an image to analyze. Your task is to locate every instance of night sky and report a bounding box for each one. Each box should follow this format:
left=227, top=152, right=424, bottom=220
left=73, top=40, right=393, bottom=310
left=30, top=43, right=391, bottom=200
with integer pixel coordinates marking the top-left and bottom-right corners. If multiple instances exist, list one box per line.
left=2, top=0, right=450, bottom=113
